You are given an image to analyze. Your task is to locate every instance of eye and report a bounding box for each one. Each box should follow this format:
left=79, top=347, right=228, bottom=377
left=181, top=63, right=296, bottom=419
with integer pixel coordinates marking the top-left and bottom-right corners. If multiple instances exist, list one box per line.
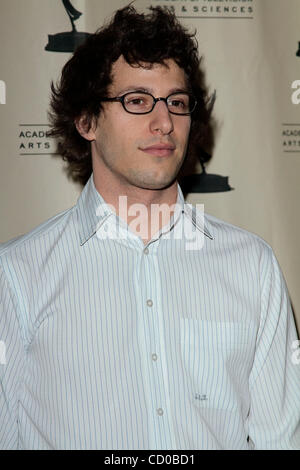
left=127, top=97, right=145, bottom=106
left=167, top=94, right=190, bottom=112
left=169, top=99, right=185, bottom=108
left=124, top=93, right=151, bottom=106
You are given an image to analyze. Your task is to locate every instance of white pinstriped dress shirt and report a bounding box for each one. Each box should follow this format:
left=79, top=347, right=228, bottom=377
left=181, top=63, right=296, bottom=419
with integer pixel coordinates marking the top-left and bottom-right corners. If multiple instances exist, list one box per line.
left=0, top=175, right=299, bottom=449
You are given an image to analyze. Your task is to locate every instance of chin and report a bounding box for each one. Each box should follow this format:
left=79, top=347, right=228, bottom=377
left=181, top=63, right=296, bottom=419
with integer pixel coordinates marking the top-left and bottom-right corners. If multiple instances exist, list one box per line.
left=126, top=165, right=181, bottom=191
left=139, top=177, right=178, bottom=191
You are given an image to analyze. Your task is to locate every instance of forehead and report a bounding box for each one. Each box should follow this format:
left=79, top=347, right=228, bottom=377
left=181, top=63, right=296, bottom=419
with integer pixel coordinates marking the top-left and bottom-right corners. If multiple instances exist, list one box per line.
left=109, top=56, right=188, bottom=93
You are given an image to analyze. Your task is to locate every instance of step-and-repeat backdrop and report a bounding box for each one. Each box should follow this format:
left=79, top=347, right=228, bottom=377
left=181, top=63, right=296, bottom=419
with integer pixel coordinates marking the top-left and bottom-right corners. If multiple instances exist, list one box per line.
left=0, top=0, right=300, bottom=329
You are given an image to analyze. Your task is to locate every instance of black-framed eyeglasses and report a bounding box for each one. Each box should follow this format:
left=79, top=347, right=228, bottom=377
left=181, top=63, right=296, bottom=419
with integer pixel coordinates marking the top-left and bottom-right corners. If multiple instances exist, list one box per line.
left=100, top=91, right=197, bottom=115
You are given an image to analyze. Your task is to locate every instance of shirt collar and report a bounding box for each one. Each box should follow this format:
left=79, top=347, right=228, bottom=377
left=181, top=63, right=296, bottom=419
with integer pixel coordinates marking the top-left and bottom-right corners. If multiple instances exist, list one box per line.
left=76, top=175, right=213, bottom=246
left=178, top=185, right=213, bottom=241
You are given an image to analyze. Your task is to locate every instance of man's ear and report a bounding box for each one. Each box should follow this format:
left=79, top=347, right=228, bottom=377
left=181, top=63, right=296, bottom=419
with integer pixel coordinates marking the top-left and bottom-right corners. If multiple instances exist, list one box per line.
left=75, top=114, right=97, bottom=141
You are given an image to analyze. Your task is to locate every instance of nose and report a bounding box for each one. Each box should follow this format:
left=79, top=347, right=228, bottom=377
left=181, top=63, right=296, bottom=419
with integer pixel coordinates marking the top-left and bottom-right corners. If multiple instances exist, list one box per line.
left=149, top=99, right=174, bottom=135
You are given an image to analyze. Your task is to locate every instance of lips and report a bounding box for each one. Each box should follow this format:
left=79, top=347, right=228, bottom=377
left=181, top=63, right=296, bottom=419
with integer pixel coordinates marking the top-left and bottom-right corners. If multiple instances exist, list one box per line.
left=140, top=143, right=176, bottom=157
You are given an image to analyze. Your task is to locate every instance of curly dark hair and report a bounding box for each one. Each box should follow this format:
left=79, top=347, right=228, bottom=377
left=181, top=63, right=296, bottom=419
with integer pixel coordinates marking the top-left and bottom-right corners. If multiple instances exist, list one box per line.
left=48, top=4, right=214, bottom=186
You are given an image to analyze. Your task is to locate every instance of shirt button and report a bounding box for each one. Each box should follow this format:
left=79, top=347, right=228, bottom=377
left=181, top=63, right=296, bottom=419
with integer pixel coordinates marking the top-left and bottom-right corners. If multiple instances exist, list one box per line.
left=157, top=408, right=164, bottom=416
left=143, top=247, right=149, bottom=255
left=147, top=299, right=153, bottom=307
left=152, top=353, right=158, bottom=361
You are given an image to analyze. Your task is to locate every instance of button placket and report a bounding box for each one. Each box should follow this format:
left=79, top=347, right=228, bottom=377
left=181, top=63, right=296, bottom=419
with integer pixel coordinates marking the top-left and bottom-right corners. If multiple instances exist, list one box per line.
left=139, top=248, right=172, bottom=439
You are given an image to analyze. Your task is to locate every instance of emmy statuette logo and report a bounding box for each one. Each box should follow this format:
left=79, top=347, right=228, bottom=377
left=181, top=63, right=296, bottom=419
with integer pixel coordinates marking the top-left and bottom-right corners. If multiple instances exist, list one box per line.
left=181, top=92, right=233, bottom=194
left=45, top=0, right=91, bottom=53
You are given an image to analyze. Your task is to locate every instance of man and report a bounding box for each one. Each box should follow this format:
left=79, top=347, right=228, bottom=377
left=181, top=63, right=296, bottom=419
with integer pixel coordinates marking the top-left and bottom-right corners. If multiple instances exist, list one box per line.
left=0, top=5, right=299, bottom=450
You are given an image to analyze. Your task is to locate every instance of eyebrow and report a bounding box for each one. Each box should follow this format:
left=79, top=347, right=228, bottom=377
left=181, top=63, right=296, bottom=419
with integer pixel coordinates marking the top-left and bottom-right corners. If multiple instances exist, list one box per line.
left=115, top=86, right=190, bottom=96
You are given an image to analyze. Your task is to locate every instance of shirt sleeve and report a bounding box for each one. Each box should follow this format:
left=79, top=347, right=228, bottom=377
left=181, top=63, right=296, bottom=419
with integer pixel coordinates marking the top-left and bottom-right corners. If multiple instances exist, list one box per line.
left=0, top=261, right=26, bottom=450
left=248, top=245, right=300, bottom=449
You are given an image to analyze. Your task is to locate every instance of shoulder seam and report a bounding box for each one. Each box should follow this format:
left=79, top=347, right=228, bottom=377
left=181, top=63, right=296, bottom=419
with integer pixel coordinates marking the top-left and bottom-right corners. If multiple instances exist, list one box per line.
left=204, top=213, right=272, bottom=249
left=0, top=206, right=75, bottom=258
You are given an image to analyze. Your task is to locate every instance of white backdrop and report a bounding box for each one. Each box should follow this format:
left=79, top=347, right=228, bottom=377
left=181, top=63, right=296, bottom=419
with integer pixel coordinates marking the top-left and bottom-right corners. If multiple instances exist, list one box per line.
left=0, top=0, right=299, bottom=329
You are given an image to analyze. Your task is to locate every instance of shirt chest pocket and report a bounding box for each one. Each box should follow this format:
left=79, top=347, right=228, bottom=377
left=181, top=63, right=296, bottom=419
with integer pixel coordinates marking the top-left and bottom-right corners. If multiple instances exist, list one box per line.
left=180, top=319, right=255, bottom=411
